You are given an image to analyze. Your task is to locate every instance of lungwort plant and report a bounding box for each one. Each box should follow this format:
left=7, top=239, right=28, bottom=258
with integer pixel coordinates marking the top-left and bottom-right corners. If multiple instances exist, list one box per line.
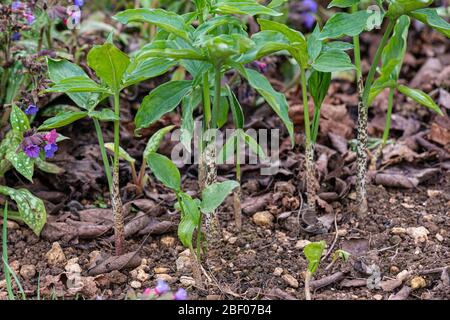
left=113, top=0, right=295, bottom=240
left=323, top=0, right=448, bottom=216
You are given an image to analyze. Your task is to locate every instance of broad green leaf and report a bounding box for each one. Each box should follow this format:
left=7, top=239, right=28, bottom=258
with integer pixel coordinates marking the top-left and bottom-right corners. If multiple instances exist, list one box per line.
left=397, top=85, right=443, bottom=115
left=137, top=48, right=206, bottom=61
left=312, top=50, right=355, bottom=72
left=328, top=0, right=360, bottom=8
left=177, top=192, right=201, bottom=248
left=303, top=241, right=326, bottom=274
left=409, top=8, right=450, bottom=37
left=143, top=125, right=176, bottom=159
left=44, top=77, right=111, bottom=94
left=47, top=58, right=100, bottom=110
left=87, top=43, right=130, bottom=91
left=135, top=80, right=193, bottom=132
left=6, top=148, right=34, bottom=182
left=307, top=26, right=323, bottom=63
left=89, top=109, right=118, bottom=122
left=104, top=143, right=136, bottom=163
left=319, top=11, right=372, bottom=40
left=322, top=41, right=354, bottom=52
left=113, top=8, right=190, bottom=41
left=35, top=158, right=65, bottom=174
left=387, top=0, right=433, bottom=19
left=200, top=180, right=239, bottom=214
left=193, top=15, right=243, bottom=39
left=268, top=0, right=288, bottom=8
left=241, top=68, right=294, bottom=145
left=10, top=105, right=30, bottom=133
left=123, top=57, right=177, bottom=88
left=40, top=104, right=81, bottom=117
left=258, top=18, right=305, bottom=44
left=146, top=152, right=181, bottom=191
left=38, top=111, right=88, bottom=130
left=0, top=186, right=47, bottom=236
left=215, top=0, right=282, bottom=17
left=217, top=95, right=230, bottom=128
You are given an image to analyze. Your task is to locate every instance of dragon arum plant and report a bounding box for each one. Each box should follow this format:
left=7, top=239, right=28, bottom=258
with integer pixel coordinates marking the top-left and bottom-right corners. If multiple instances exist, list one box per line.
left=43, top=34, right=176, bottom=255
left=248, top=18, right=353, bottom=223
left=113, top=0, right=294, bottom=240
left=324, top=0, right=448, bottom=216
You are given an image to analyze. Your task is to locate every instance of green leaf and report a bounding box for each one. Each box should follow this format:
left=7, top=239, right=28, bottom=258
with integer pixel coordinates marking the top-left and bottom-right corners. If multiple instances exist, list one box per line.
left=10, top=105, right=30, bottom=133
left=89, top=109, right=118, bottom=122
left=104, top=143, right=136, bottom=163
left=241, top=68, right=294, bottom=145
left=387, top=0, right=433, bottom=19
left=409, top=8, right=450, bottom=38
left=215, top=0, right=282, bottom=16
left=44, top=76, right=111, bottom=94
left=40, top=104, right=81, bottom=117
left=146, top=152, right=181, bottom=191
left=303, top=241, right=326, bottom=275
left=135, top=80, right=193, bottom=132
left=143, top=125, right=176, bottom=159
left=319, top=11, right=373, bottom=40
left=35, top=158, right=65, bottom=175
left=123, top=58, right=177, bottom=88
left=397, top=85, right=443, bottom=116
left=181, top=89, right=202, bottom=153
left=258, top=18, right=305, bottom=44
left=137, top=48, right=206, bottom=61
left=87, top=43, right=130, bottom=91
left=0, top=186, right=47, bottom=236
left=200, top=180, right=239, bottom=214
left=217, top=133, right=238, bottom=164
left=328, top=0, right=360, bottom=8
left=307, top=26, right=323, bottom=63
left=5, top=149, right=34, bottom=182
left=241, top=131, right=266, bottom=159
left=177, top=192, right=201, bottom=248
left=312, top=50, right=355, bottom=72
left=38, top=111, right=88, bottom=130
left=308, top=70, right=331, bottom=109
left=217, top=95, right=230, bottom=128
left=227, top=86, right=244, bottom=129
left=113, top=8, right=191, bottom=41
left=322, top=41, right=354, bottom=52
left=47, top=58, right=100, bottom=110
left=193, top=15, right=243, bottom=39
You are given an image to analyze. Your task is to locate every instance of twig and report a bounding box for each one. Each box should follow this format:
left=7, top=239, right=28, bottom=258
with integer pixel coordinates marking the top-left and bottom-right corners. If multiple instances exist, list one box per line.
left=310, top=271, right=346, bottom=291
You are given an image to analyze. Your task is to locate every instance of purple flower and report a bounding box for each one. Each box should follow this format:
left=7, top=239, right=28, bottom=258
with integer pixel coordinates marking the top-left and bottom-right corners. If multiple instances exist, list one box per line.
left=24, top=104, right=38, bottom=115
left=23, top=144, right=41, bottom=158
left=74, top=0, right=84, bottom=6
left=24, top=12, right=35, bottom=24
left=174, top=288, right=187, bottom=300
left=253, top=61, right=268, bottom=73
left=11, top=1, right=25, bottom=11
left=301, top=13, right=316, bottom=29
left=303, top=0, right=318, bottom=13
left=11, top=32, right=21, bottom=41
left=154, top=280, right=170, bottom=295
left=44, top=143, right=58, bottom=158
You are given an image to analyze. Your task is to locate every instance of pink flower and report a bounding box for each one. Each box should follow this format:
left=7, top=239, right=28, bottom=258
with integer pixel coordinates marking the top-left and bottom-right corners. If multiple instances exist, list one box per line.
left=44, top=129, right=58, bottom=144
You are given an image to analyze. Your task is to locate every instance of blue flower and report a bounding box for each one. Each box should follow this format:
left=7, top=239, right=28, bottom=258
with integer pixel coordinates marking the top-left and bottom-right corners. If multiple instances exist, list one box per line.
left=24, top=104, right=38, bottom=115
left=302, top=13, right=316, bottom=29
left=11, top=32, right=21, bottom=41
left=44, top=143, right=58, bottom=158
left=74, top=0, right=84, bottom=7
left=154, top=280, right=170, bottom=295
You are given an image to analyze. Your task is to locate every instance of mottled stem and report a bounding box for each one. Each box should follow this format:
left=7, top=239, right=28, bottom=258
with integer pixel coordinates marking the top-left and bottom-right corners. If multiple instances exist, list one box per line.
left=356, top=79, right=368, bottom=216
left=112, top=92, right=125, bottom=256
left=305, top=142, right=318, bottom=213
left=203, top=139, right=220, bottom=243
